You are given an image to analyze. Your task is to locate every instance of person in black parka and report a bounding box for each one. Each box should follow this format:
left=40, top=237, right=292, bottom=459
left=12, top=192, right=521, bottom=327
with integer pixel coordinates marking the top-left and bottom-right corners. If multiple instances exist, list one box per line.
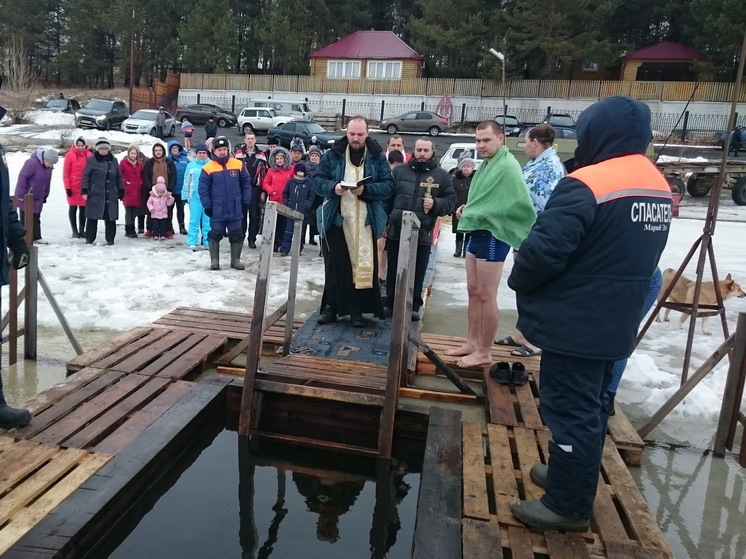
left=81, top=138, right=124, bottom=245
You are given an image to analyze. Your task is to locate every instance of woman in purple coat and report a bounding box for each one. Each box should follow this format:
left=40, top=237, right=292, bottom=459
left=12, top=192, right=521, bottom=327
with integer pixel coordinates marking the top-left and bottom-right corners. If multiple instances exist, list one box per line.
left=14, top=149, right=59, bottom=244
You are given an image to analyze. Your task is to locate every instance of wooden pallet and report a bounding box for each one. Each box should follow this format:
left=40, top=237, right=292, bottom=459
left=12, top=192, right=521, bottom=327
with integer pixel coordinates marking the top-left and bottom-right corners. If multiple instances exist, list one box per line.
left=5, top=377, right=231, bottom=559
left=151, top=306, right=303, bottom=349
left=0, top=436, right=112, bottom=555
left=12, top=367, right=196, bottom=454
left=65, top=326, right=227, bottom=378
left=482, top=364, right=644, bottom=467
left=417, top=333, right=541, bottom=377
left=464, top=422, right=674, bottom=558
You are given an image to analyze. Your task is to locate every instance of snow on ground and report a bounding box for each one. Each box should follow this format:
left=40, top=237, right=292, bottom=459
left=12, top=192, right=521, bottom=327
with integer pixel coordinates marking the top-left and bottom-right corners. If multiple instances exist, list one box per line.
left=3, top=110, right=746, bottom=446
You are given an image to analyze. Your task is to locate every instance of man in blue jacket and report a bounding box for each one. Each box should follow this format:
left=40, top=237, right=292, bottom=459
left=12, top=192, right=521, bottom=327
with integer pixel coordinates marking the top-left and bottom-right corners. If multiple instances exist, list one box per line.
left=199, top=136, right=251, bottom=270
left=508, top=96, right=672, bottom=531
left=313, top=116, right=394, bottom=327
left=0, top=114, right=32, bottom=428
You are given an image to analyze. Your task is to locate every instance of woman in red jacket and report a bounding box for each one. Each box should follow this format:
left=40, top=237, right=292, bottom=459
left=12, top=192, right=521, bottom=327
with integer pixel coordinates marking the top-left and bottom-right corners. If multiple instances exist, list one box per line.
left=120, top=145, right=145, bottom=238
left=63, top=137, right=91, bottom=238
left=262, top=146, right=294, bottom=251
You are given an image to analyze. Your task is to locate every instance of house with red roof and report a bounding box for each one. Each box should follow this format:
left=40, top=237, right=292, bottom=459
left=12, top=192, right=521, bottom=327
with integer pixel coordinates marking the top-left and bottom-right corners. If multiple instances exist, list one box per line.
left=309, top=30, right=424, bottom=80
left=619, top=41, right=707, bottom=81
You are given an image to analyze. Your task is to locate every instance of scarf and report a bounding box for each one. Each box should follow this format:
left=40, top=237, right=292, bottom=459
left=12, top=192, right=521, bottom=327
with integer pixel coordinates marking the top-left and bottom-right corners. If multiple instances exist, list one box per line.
left=458, top=145, right=536, bottom=250
left=340, top=145, right=374, bottom=289
left=152, top=157, right=168, bottom=188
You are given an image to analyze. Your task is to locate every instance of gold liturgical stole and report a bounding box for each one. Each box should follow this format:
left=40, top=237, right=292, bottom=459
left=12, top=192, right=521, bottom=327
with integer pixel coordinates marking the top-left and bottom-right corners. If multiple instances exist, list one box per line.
left=340, top=147, right=374, bottom=289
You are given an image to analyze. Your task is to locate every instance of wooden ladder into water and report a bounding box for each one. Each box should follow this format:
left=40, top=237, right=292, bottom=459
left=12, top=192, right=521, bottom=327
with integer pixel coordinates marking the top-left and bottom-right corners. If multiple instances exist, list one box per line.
left=237, top=209, right=422, bottom=458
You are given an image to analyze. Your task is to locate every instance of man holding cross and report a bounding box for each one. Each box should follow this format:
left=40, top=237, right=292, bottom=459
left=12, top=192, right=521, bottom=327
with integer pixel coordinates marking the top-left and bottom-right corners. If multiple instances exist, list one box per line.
left=384, top=137, right=455, bottom=321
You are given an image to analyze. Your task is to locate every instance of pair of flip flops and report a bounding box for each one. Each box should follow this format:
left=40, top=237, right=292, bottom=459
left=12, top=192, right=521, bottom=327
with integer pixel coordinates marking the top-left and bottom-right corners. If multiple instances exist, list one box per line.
left=495, top=336, right=542, bottom=357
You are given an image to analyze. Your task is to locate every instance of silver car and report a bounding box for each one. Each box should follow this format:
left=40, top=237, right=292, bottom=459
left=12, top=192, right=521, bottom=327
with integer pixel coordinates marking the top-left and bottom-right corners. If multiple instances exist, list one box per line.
left=380, top=111, right=449, bottom=136
left=121, top=109, right=177, bottom=136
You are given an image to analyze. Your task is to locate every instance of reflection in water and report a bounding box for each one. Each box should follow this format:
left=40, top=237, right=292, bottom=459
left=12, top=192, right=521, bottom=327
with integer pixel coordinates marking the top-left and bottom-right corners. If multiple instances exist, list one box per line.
left=238, top=438, right=412, bottom=559
left=632, top=444, right=746, bottom=558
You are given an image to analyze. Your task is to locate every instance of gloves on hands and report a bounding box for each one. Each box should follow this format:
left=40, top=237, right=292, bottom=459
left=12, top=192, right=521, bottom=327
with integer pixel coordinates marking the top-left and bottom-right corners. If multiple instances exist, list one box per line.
left=65, top=189, right=72, bottom=197
left=204, top=207, right=212, bottom=217
left=8, top=238, right=30, bottom=270
left=243, top=204, right=250, bottom=214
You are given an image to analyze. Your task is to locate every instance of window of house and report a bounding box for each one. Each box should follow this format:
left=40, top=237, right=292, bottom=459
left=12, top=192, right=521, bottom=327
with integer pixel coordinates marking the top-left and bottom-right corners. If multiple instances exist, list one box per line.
left=327, top=60, right=360, bottom=79
left=367, top=61, right=402, bottom=79
left=583, top=61, right=599, bottom=72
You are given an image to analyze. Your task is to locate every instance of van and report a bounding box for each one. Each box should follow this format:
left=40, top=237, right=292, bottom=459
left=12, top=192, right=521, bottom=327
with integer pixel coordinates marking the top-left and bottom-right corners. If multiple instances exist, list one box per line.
left=247, top=99, right=314, bottom=122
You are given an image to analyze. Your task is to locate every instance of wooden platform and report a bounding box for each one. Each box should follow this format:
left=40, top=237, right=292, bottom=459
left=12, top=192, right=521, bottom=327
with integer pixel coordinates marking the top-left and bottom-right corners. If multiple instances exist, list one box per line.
left=151, top=306, right=303, bottom=351
left=414, top=407, right=674, bottom=559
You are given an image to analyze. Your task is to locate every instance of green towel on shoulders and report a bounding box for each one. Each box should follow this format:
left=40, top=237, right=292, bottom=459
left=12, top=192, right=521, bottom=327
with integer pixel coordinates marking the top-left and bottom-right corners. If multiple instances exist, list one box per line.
left=458, top=144, right=536, bottom=250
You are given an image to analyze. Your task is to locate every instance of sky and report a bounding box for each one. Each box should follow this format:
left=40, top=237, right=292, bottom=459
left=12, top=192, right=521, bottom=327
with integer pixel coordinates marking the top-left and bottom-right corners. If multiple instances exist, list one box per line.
left=2, top=110, right=746, bottom=448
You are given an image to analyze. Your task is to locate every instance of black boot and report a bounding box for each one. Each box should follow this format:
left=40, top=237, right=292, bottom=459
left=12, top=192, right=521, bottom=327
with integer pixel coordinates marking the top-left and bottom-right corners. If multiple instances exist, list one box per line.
left=179, top=224, right=187, bottom=235
left=208, top=241, right=220, bottom=270
left=0, top=377, right=32, bottom=429
left=230, top=242, right=245, bottom=270
left=317, top=305, right=337, bottom=325
left=453, top=239, right=463, bottom=257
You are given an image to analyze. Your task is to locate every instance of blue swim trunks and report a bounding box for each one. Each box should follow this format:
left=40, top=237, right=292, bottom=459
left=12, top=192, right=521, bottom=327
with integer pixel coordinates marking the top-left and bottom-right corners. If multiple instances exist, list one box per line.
left=465, top=230, right=511, bottom=262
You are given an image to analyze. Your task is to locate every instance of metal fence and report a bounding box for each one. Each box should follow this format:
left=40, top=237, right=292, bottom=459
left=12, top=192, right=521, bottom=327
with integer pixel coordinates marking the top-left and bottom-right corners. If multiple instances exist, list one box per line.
left=179, top=90, right=744, bottom=142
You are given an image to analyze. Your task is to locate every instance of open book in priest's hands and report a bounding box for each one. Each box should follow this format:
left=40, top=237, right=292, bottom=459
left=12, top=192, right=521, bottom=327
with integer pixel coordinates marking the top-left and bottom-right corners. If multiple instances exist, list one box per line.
left=340, top=176, right=372, bottom=189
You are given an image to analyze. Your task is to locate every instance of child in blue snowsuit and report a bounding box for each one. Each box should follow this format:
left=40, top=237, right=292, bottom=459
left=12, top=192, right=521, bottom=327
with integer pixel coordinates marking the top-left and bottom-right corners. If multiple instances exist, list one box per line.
left=183, top=143, right=211, bottom=248
left=280, top=162, right=315, bottom=256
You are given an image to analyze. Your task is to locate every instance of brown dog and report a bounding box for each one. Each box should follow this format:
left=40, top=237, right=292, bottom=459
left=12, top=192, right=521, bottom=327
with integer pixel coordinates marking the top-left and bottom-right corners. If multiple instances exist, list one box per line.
left=656, top=268, right=746, bottom=335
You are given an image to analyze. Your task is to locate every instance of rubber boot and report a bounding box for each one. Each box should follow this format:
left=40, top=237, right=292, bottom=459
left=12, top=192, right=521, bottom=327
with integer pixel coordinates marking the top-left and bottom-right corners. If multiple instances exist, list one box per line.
left=0, top=377, right=32, bottom=429
left=209, top=241, right=220, bottom=270
left=453, top=239, right=463, bottom=257
left=230, top=242, right=245, bottom=270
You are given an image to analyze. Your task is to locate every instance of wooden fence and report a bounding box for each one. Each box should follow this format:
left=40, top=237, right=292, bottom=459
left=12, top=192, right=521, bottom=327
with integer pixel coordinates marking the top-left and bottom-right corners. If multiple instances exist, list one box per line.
left=180, top=74, right=746, bottom=103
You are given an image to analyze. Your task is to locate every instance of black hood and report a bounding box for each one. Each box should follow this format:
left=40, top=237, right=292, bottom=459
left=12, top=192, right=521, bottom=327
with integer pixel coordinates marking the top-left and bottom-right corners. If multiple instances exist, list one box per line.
left=574, top=96, right=652, bottom=167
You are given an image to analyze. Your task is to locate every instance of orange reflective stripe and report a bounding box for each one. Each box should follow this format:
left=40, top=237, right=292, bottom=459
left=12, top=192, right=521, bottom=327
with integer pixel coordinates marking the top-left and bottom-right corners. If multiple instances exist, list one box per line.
left=568, top=154, right=670, bottom=202
left=203, top=158, right=243, bottom=175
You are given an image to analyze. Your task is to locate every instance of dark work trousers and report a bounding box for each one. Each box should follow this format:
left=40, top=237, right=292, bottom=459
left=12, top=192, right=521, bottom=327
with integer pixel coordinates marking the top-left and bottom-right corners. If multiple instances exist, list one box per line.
left=69, top=206, right=86, bottom=236
left=539, top=351, right=614, bottom=519
left=85, top=205, right=116, bottom=245
left=207, top=218, right=244, bottom=243
left=168, top=194, right=185, bottom=231
left=137, top=215, right=145, bottom=233
left=385, top=238, right=431, bottom=312
left=246, top=187, right=263, bottom=243
left=19, top=210, right=41, bottom=241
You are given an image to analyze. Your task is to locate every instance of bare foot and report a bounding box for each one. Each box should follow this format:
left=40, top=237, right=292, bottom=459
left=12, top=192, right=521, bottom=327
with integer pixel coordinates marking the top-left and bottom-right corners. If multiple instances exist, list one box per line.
left=446, top=344, right=475, bottom=357
left=457, top=352, right=493, bottom=369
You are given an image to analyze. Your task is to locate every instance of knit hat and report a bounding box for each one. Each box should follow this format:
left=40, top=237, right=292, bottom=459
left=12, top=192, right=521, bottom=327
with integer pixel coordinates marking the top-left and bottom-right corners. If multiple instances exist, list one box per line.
left=213, top=136, right=230, bottom=150
left=95, top=138, right=111, bottom=150
left=75, top=136, right=86, bottom=146
left=307, top=145, right=322, bottom=158
left=294, top=162, right=307, bottom=179
left=458, top=157, right=476, bottom=171
left=290, top=144, right=304, bottom=153
left=155, top=176, right=166, bottom=194
left=194, top=142, right=208, bottom=153
left=43, top=149, right=59, bottom=165
left=269, top=135, right=281, bottom=145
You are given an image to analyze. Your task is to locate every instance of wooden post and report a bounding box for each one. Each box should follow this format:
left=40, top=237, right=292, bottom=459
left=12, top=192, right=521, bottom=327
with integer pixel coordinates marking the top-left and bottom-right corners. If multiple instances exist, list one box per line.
left=713, top=312, right=746, bottom=455
left=637, top=333, right=734, bottom=439
left=238, top=202, right=278, bottom=437
left=23, top=197, right=37, bottom=359
left=283, top=209, right=304, bottom=356
left=378, top=211, right=419, bottom=459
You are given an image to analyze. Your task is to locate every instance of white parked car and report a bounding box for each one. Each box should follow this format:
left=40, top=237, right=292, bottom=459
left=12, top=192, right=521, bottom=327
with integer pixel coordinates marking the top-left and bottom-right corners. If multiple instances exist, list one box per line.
left=121, top=109, right=176, bottom=136
left=438, top=143, right=484, bottom=175
left=237, top=107, right=286, bottom=134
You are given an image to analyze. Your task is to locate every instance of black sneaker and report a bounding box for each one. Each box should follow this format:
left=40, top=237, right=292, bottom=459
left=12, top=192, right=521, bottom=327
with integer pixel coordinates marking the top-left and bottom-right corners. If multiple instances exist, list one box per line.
left=511, top=362, right=528, bottom=386
left=489, top=361, right=511, bottom=384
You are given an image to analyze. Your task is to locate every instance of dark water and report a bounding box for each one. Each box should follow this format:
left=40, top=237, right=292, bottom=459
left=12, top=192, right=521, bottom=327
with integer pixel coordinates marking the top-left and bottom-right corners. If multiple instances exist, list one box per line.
left=86, top=425, right=420, bottom=559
